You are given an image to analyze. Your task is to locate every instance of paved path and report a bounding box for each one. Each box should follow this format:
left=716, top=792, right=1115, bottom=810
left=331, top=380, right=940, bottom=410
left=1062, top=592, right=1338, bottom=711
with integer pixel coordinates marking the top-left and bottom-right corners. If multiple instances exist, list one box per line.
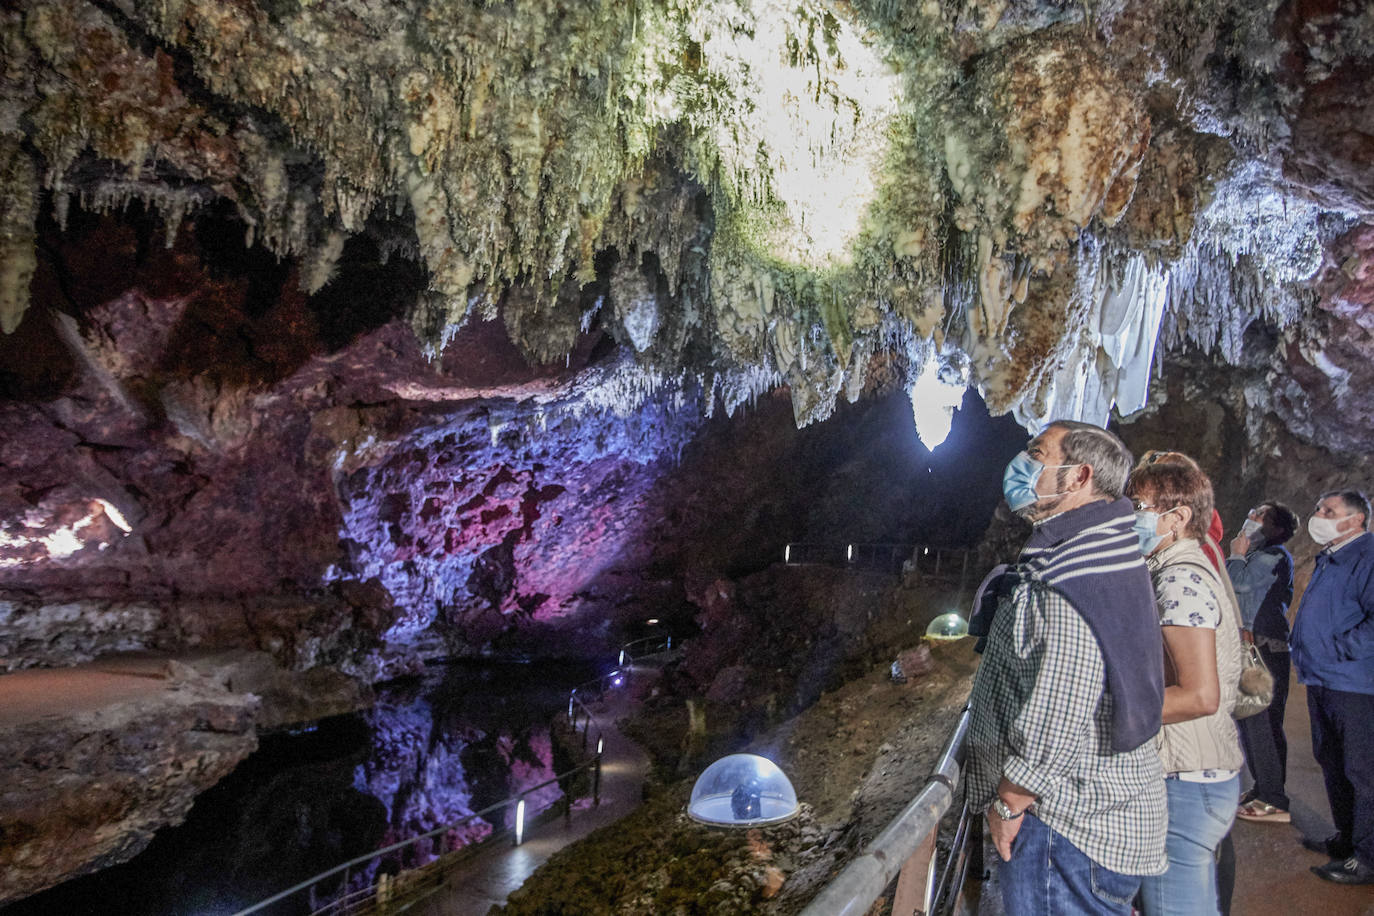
left=409, top=665, right=656, bottom=916
left=1230, top=679, right=1374, bottom=916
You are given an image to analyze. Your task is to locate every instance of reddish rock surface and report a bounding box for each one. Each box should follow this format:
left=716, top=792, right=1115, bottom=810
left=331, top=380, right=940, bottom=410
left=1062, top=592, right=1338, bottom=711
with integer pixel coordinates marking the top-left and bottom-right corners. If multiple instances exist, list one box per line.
left=1, top=209, right=1025, bottom=675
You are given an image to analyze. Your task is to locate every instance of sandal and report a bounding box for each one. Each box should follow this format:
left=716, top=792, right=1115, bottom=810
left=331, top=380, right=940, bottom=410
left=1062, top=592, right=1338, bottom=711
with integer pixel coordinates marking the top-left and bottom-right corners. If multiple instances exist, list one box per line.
left=1236, top=799, right=1291, bottom=823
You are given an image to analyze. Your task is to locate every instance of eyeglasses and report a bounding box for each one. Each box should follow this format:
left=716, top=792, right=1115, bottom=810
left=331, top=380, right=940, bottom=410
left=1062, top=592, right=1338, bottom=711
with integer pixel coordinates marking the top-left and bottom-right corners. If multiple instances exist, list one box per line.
left=1132, top=500, right=1156, bottom=512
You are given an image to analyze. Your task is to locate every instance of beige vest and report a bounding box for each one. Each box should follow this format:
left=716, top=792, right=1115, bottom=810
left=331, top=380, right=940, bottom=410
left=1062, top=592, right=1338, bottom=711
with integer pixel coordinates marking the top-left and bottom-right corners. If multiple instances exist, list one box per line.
left=1148, top=539, right=1244, bottom=775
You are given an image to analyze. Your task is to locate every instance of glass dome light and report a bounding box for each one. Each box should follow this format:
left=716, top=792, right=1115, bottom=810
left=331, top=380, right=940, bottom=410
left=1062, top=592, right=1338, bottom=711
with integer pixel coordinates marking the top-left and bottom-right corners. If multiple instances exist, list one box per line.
left=925, top=612, right=969, bottom=641
left=687, top=754, right=799, bottom=827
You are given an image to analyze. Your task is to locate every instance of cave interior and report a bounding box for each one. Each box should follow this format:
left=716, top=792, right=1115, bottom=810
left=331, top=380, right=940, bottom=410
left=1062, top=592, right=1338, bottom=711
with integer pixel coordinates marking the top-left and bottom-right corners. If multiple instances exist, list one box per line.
left=2, top=0, right=1374, bottom=912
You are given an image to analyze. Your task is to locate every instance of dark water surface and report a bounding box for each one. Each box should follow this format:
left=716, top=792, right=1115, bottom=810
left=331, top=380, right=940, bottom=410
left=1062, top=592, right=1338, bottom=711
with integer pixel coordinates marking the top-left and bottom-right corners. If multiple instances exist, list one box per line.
left=3, top=660, right=600, bottom=916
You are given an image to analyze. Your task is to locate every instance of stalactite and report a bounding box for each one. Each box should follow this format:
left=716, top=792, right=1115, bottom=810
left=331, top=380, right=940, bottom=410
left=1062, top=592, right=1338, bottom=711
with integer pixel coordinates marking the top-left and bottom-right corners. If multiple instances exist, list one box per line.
left=0, top=142, right=38, bottom=334
left=0, top=0, right=1365, bottom=437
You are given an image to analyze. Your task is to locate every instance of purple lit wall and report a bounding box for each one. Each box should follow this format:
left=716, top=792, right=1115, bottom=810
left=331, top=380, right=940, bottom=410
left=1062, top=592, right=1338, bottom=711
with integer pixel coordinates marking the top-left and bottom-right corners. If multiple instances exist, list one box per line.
left=329, top=392, right=704, bottom=653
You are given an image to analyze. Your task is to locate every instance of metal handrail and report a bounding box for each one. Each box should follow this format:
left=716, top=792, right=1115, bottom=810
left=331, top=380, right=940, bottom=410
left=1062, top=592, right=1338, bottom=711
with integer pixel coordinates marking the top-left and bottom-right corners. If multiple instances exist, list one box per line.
left=618, top=633, right=674, bottom=665
left=231, top=705, right=608, bottom=916
left=799, top=705, right=973, bottom=916
left=785, top=543, right=978, bottom=579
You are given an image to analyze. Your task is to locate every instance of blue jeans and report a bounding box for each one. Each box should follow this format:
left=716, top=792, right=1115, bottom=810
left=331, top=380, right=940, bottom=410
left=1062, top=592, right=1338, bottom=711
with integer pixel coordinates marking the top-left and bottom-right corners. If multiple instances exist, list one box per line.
left=1140, top=775, right=1240, bottom=916
left=1000, top=813, right=1143, bottom=916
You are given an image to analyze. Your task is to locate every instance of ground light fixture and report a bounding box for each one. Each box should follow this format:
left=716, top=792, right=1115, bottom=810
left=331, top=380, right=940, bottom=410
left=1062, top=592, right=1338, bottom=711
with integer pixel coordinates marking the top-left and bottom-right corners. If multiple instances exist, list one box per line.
left=687, top=754, right=800, bottom=827
left=925, top=612, right=969, bottom=641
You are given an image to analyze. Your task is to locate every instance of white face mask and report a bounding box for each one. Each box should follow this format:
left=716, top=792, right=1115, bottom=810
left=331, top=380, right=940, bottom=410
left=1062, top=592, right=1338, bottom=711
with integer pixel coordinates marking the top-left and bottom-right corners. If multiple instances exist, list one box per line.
left=1241, top=518, right=1263, bottom=540
left=1308, top=514, right=1354, bottom=546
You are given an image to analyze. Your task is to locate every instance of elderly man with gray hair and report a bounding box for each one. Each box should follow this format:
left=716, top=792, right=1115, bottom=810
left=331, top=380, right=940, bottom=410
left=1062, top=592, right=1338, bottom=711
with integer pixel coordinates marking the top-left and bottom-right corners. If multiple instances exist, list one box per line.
left=1291, top=489, right=1374, bottom=885
left=968, top=420, right=1167, bottom=915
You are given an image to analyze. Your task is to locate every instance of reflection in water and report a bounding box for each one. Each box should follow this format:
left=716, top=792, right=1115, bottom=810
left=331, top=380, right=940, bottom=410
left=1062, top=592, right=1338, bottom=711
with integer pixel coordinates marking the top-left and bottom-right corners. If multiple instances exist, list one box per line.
left=1, top=661, right=594, bottom=916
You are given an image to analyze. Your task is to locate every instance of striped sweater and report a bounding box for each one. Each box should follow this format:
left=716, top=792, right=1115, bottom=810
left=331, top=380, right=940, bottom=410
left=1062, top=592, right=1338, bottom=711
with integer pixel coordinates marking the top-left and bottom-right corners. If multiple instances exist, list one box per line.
left=1018, top=497, right=1165, bottom=752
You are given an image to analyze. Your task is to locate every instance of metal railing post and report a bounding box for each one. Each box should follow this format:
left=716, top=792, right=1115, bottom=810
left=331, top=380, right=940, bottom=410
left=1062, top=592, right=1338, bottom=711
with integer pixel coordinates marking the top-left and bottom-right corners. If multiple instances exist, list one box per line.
left=891, top=826, right=938, bottom=916
left=970, top=812, right=986, bottom=881
left=593, top=751, right=602, bottom=807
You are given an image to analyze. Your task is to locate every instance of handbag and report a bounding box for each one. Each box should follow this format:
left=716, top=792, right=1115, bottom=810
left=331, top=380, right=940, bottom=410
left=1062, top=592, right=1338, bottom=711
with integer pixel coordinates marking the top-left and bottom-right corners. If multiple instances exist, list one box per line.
left=1232, top=640, right=1275, bottom=720
left=1177, top=561, right=1274, bottom=720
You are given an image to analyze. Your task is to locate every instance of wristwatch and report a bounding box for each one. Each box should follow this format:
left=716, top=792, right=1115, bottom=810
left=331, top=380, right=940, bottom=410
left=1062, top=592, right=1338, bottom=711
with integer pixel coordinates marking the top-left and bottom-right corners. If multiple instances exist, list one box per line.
left=990, top=796, right=1025, bottom=821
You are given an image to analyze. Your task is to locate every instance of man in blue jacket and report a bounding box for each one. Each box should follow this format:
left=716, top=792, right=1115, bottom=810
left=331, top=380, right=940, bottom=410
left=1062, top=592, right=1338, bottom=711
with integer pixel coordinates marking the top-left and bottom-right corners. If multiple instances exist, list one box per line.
left=1290, top=489, right=1374, bottom=885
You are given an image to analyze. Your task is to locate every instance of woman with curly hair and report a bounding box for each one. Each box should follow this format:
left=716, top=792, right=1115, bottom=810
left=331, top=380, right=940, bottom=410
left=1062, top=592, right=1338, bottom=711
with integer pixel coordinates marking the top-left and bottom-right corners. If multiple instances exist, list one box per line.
left=1127, top=459, right=1244, bottom=916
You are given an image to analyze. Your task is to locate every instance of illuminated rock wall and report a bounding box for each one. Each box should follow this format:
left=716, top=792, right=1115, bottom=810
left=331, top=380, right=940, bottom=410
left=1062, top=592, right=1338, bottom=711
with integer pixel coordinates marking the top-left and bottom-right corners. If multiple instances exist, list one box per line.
left=0, top=203, right=1029, bottom=673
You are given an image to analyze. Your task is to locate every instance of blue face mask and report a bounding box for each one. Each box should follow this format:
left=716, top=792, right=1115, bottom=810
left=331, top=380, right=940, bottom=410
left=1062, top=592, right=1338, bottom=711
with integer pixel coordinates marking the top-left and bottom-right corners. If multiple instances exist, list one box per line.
left=1002, top=451, right=1078, bottom=512
left=1133, top=508, right=1180, bottom=555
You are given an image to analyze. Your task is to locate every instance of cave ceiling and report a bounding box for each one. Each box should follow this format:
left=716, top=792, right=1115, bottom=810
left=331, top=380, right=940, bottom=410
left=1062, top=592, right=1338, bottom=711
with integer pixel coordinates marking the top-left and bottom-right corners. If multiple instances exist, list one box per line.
left=0, top=0, right=1369, bottom=435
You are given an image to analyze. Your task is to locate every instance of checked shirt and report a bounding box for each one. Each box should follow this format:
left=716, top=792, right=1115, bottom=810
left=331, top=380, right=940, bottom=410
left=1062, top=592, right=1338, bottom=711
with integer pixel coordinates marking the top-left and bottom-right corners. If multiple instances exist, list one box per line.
left=967, top=574, right=1168, bottom=876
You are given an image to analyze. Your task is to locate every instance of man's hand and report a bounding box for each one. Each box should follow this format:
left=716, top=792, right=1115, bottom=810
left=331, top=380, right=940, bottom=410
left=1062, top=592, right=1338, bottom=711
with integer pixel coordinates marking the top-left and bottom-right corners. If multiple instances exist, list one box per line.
left=988, top=778, right=1036, bottom=861
left=1241, top=628, right=1254, bottom=645
left=987, top=805, right=1024, bottom=861
left=1230, top=533, right=1252, bottom=558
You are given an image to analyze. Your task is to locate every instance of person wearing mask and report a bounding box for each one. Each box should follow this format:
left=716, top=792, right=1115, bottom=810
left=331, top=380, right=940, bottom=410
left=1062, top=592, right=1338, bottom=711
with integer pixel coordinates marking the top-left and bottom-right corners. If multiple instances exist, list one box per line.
left=1132, top=451, right=1246, bottom=915
left=1135, top=451, right=1227, bottom=570
left=1290, top=490, right=1374, bottom=885
left=968, top=420, right=1166, bottom=915
left=1228, top=502, right=1297, bottom=824
left=1127, top=460, right=1243, bottom=916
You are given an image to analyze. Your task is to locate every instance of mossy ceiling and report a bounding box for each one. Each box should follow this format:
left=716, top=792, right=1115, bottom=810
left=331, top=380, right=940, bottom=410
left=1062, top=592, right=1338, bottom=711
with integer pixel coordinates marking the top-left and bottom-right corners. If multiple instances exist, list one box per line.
left=2, top=0, right=1371, bottom=430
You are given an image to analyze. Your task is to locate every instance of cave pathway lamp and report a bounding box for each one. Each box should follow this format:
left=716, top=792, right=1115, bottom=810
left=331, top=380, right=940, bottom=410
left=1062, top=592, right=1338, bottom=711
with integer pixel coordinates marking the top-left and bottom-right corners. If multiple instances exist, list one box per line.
left=925, top=612, right=969, bottom=641
left=687, top=754, right=799, bottom=827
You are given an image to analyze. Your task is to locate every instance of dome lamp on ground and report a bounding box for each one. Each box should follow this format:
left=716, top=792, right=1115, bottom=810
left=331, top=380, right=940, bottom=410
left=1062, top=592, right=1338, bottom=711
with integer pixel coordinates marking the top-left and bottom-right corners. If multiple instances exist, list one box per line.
left=687, top=754, right=799, bottom=827
left=925, top=612, right=969, bottom=641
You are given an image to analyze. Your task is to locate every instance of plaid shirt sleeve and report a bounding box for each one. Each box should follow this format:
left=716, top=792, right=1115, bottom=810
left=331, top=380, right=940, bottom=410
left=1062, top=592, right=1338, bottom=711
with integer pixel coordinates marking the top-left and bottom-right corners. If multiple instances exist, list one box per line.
left=998, top=584, right=1106, bottom=797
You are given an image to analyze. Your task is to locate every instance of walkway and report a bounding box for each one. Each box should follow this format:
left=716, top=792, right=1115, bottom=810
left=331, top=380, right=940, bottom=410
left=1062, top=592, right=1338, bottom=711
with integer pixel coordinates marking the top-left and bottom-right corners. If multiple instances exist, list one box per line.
left=1230, top=680, right=1374, bottom=915
left=407, top=663, right=656, bottom=916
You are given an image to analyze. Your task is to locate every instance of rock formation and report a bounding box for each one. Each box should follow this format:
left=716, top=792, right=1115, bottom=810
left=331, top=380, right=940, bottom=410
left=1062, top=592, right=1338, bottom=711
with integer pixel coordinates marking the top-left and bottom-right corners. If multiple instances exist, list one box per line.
left=2, top=0, right=1372, bottom=641
left=3, top=0, right=1374, bottom=905
left=0, top=660, right=260, bottom=904
left=0, top=0, right=1368, bottom=428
